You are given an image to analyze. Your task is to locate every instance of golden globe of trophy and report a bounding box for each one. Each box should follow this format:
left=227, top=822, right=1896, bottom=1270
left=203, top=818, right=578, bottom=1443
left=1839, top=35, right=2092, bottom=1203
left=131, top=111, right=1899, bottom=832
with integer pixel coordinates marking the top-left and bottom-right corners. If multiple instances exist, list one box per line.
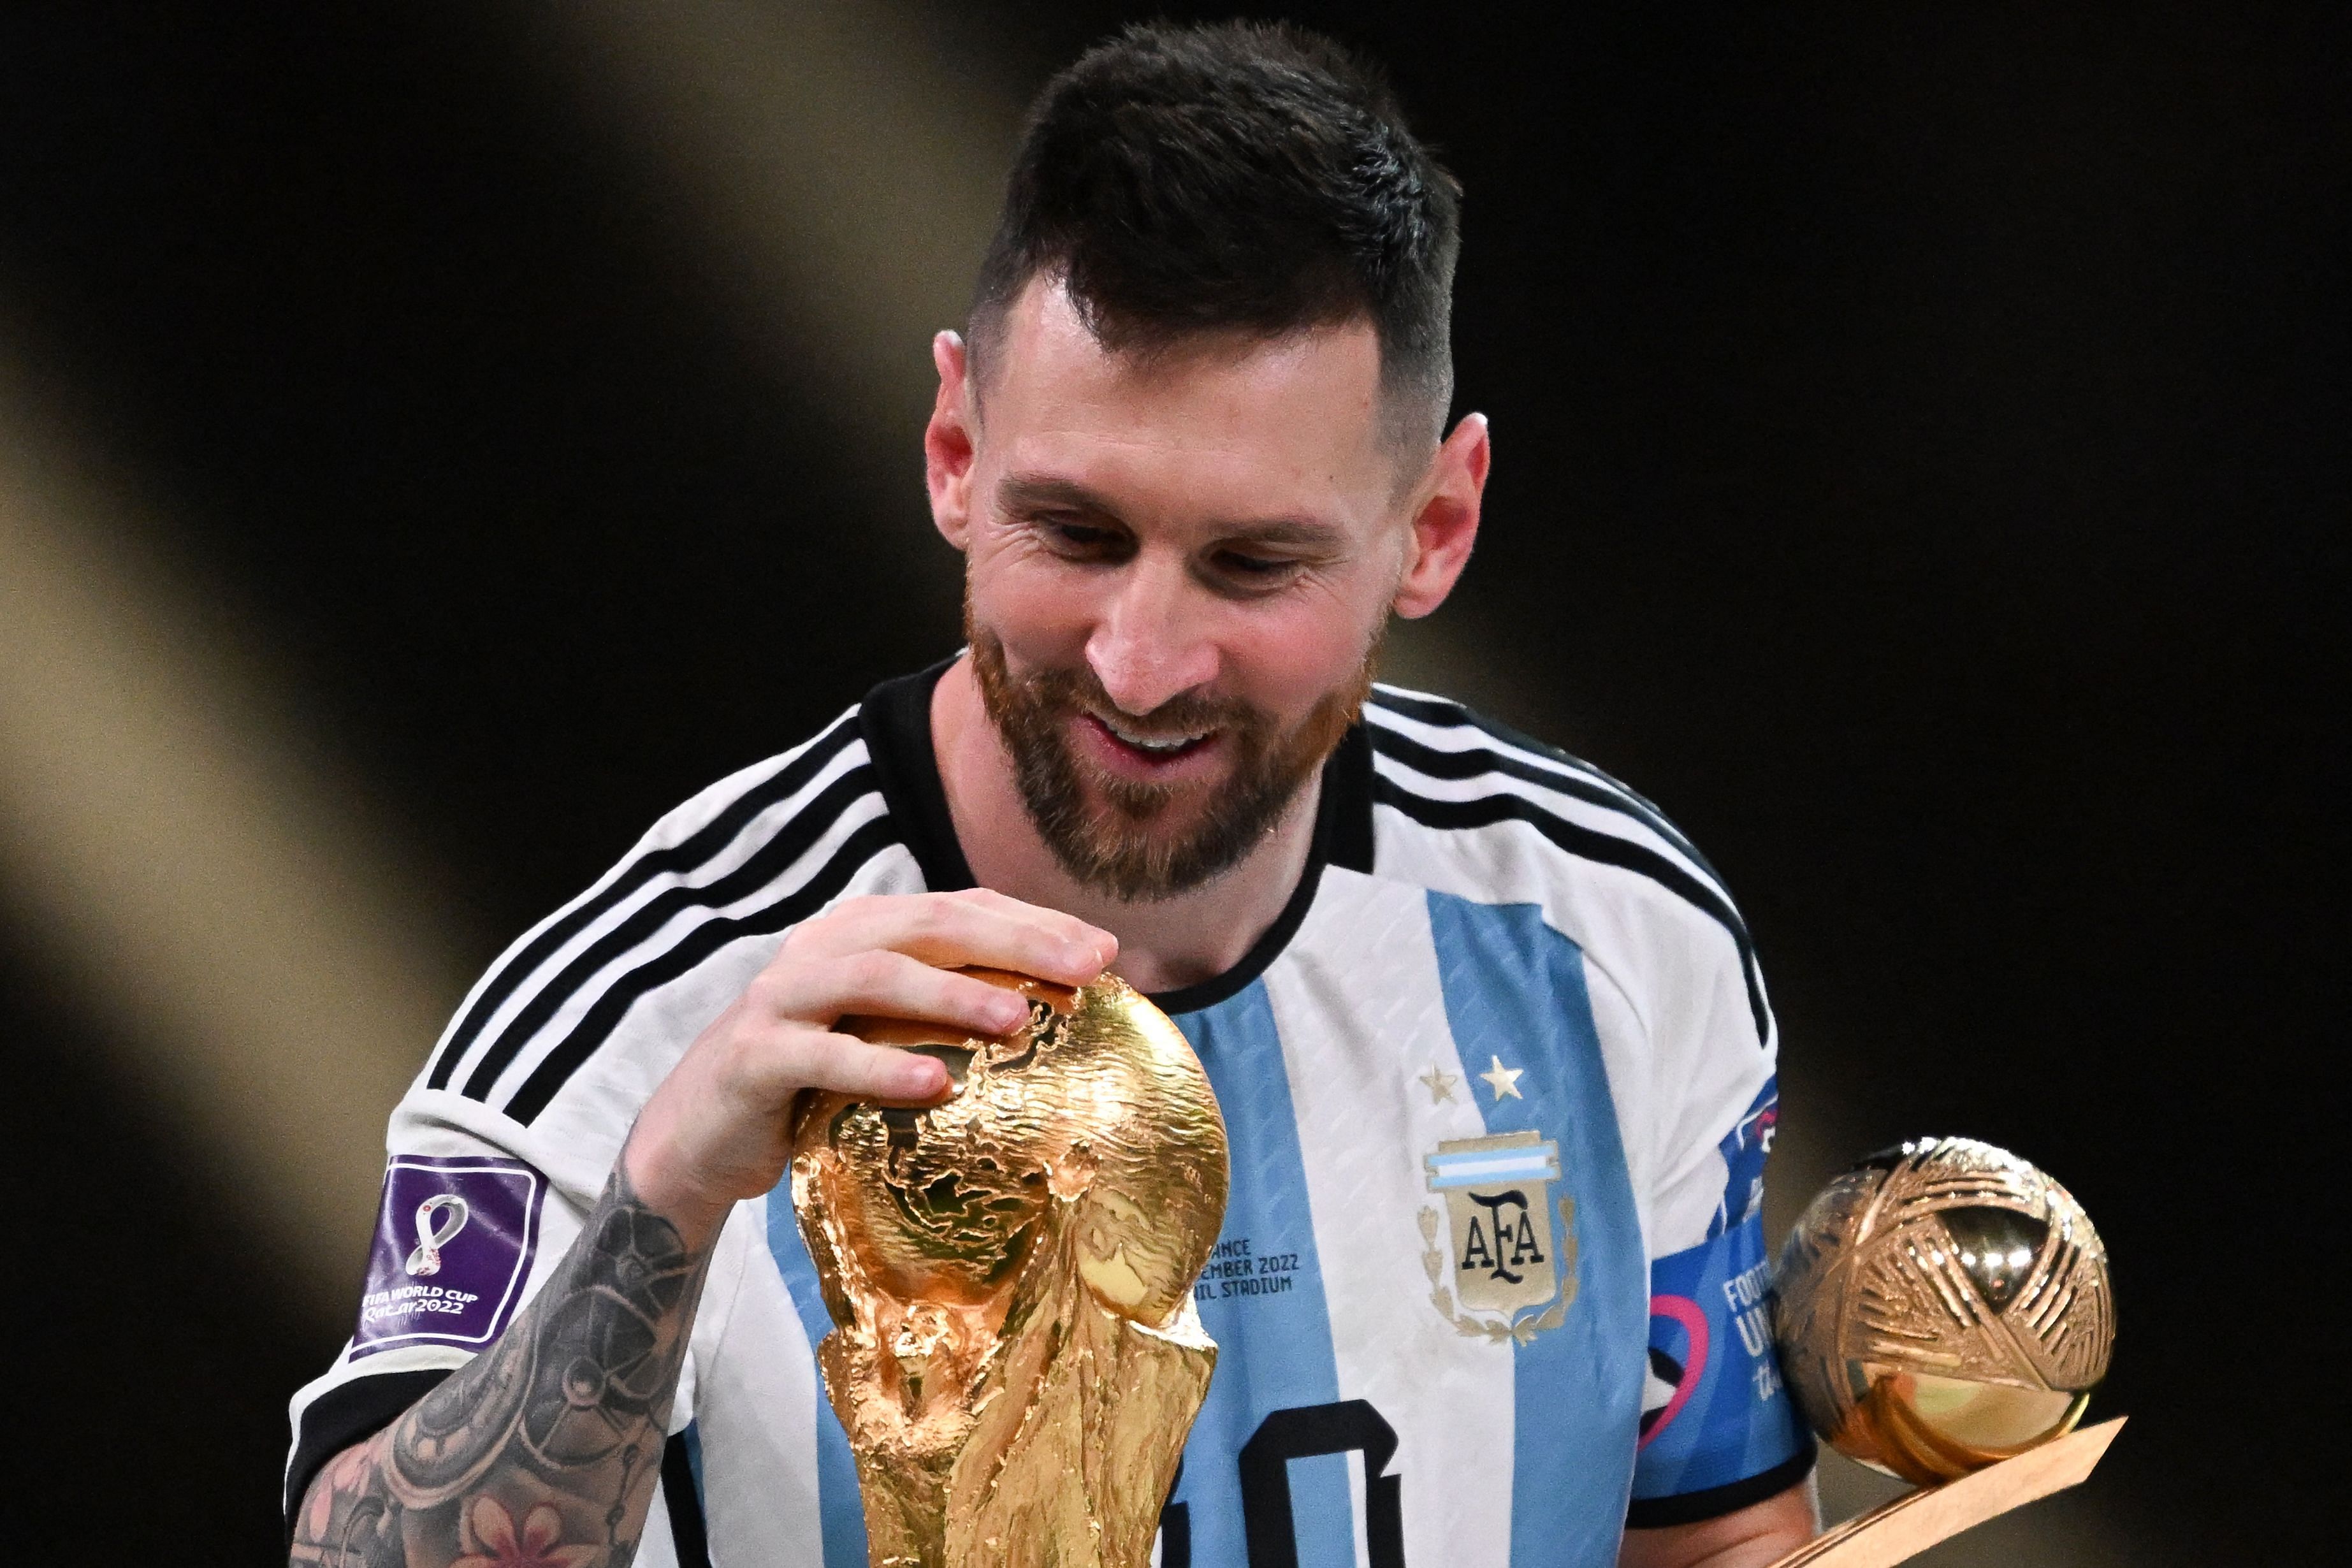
left=790, top=969, right=1230, bottom=1568
left=1766, top=1136, right=2122, bottom=1568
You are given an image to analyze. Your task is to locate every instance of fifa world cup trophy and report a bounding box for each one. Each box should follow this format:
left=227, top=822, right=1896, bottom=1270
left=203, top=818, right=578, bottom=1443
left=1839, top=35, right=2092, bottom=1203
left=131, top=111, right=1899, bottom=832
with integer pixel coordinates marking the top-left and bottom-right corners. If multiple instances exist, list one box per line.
left=790, top=969, right=1230, bottom=1568
left=1766, top=1137, right=2121, bottom=1567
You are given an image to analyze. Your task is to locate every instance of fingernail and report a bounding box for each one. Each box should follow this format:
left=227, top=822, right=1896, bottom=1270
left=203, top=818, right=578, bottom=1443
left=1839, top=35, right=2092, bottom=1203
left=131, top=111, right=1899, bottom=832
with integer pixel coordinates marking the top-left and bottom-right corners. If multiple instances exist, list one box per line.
left=990, top=996, right=1028, bottom=1031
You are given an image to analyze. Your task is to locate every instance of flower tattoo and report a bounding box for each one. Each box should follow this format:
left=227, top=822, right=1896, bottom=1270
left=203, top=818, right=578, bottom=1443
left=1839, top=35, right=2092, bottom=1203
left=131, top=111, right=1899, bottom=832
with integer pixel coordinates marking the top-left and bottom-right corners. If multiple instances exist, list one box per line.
left=454, top=1497, right=598, bottom=1568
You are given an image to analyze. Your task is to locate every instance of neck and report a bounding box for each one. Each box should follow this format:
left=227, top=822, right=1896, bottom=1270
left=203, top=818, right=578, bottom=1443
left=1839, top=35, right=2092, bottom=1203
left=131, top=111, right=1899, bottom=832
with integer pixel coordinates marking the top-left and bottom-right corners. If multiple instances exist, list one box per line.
left=931, top=655, right=1323, bottom=995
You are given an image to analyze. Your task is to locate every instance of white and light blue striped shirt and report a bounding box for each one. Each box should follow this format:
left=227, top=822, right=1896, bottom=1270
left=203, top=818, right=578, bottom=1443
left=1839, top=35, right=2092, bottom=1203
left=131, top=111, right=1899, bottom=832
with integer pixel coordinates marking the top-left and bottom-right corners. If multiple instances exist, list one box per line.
left=289, top=662, right=1809, bottom=1566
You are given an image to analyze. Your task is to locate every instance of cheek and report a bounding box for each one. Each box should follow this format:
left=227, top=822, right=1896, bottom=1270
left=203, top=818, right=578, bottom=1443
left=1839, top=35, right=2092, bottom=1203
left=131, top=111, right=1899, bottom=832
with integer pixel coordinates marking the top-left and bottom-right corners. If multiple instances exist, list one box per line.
left=968, top=544, right=1093, bottom=671
left=1224, top=594, right=1379, bottom=722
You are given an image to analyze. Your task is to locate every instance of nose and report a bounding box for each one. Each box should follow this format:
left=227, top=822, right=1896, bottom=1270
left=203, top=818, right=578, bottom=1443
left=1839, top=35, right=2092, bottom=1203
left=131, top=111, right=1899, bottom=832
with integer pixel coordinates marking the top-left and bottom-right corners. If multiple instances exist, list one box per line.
left=1084, top=553, right=1220, bottom=716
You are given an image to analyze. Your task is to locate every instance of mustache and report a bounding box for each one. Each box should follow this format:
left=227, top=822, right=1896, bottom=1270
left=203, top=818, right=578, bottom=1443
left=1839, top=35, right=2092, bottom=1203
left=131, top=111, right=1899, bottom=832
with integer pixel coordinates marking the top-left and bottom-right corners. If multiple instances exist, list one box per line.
left=1012, top=665, right=1264, bottom=739
left=968, top=621, right=1373, bottom=901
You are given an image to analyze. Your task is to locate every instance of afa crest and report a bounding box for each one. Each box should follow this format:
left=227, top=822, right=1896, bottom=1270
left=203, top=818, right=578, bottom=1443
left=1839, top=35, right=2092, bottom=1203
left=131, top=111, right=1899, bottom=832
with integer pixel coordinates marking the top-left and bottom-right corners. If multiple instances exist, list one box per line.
left=1419, top=1131, right=1578, bottom=1344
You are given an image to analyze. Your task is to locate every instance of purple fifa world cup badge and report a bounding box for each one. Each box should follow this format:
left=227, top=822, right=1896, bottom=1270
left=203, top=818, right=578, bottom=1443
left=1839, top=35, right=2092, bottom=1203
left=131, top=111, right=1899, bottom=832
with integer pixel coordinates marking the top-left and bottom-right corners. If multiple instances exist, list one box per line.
left=352, top=1155, right=546, bottom=1356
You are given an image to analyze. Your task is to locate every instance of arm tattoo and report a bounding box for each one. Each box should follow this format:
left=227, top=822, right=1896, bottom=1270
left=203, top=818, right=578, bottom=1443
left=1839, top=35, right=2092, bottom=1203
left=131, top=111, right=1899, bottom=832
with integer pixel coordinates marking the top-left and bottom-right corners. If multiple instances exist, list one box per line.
left=291, top=1159, right=716, bottom=1567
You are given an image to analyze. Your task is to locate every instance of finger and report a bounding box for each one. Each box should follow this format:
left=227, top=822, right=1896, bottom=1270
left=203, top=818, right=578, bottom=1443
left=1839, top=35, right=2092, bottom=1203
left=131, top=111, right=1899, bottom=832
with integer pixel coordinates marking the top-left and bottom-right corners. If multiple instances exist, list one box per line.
left=794, top=892, right=1115, bottom=985
left=763, top=1031, right=949, bottom=1104
left=931, top=887, right=1117, bottom=974
left=772, top=950, right=1036, bottom=1036
left=892, top=889, right=1116, bottom=976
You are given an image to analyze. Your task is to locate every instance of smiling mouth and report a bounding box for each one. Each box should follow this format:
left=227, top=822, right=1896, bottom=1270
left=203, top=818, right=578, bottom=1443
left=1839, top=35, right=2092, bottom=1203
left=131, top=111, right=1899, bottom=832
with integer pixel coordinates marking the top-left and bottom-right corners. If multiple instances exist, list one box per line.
left=1083, top=713, right=1217, bottom=762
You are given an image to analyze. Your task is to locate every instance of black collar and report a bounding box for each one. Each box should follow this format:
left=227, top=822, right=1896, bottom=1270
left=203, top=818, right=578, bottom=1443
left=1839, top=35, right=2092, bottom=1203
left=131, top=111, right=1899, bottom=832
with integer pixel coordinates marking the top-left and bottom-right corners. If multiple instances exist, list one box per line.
left=857, top=658, right=1374, bottom=1015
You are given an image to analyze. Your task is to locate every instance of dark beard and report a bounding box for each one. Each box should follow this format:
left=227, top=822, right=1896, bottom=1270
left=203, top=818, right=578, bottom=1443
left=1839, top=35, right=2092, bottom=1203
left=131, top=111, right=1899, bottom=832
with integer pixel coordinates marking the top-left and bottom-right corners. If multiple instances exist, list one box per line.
left=968, top=623, right=1376, bottom=903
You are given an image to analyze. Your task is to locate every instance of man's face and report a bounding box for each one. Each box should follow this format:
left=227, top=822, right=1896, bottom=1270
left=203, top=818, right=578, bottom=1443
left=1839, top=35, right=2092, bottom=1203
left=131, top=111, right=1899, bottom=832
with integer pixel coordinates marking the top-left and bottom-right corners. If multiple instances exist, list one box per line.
left=943, top=278, right=1423, bottom=901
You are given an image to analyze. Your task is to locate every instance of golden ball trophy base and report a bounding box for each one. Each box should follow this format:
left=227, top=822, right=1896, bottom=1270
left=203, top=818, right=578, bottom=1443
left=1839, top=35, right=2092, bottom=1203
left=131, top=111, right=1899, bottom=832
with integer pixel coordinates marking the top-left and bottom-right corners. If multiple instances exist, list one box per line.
left=1769, top=1138, right=2121, bottom=1568
left=1768, top=1416, right=2126, bottom=1567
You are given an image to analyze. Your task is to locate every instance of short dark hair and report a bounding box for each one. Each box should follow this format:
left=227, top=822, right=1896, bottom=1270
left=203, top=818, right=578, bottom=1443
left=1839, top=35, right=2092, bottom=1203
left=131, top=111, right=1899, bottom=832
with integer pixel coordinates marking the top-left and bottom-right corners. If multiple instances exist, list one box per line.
left=970, top=20, right=1462, bottom=446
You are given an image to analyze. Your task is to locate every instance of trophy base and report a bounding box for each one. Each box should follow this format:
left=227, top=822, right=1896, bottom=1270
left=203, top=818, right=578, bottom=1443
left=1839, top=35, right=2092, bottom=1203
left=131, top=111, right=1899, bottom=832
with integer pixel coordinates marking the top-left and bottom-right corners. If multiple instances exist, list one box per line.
left=1768, top=1417, right=2126, bottom=1568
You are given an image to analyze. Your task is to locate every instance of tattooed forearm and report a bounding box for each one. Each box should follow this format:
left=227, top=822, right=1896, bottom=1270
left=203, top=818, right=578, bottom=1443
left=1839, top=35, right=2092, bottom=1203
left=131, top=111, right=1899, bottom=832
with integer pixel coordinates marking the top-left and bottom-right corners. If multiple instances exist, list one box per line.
left=291, top=1158, right=717, bottom=1568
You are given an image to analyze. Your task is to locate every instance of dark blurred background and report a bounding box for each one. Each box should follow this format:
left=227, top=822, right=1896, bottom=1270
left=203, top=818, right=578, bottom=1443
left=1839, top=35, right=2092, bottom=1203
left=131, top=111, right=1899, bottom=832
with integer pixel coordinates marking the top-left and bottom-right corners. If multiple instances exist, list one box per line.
left=1, top=3, right=2341, bottom=1562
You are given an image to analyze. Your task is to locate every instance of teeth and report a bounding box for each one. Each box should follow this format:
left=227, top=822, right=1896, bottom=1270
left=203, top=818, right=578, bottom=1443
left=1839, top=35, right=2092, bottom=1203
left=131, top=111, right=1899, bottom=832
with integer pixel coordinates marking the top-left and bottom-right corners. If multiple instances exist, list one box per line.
left=1103, top=720, right=1206, bottom=753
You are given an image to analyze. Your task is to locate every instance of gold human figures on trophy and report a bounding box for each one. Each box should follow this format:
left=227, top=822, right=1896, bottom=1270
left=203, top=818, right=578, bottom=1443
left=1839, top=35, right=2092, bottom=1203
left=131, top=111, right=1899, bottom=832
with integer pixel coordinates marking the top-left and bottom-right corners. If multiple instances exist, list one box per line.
left=790, top=969, right=1230, bottom=1568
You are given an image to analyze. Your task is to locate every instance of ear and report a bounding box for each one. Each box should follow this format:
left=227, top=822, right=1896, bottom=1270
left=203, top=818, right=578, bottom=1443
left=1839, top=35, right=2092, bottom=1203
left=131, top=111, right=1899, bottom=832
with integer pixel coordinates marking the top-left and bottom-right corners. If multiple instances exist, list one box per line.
left=1392, top=413, right=1491, bottom=619
left=926, top=330, right=978, bottom=551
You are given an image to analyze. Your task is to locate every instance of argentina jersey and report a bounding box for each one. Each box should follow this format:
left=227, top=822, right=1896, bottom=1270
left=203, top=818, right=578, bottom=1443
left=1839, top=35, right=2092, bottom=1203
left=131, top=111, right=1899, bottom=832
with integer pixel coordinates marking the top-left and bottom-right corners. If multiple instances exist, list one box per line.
left=287, top=662, right=1811, bottom=1567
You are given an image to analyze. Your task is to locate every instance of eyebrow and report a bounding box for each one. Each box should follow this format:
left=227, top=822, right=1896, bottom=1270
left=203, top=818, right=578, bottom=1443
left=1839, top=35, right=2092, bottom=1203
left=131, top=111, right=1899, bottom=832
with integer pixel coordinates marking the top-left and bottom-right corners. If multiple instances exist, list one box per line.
left=998, top=472, right=1347, bottom=552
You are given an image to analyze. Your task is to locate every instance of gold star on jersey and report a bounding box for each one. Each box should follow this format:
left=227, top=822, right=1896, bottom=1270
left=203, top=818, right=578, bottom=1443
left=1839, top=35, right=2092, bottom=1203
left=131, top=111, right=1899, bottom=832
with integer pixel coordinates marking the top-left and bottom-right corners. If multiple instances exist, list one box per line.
left=1478, top=1054, right=1524, bottom=1101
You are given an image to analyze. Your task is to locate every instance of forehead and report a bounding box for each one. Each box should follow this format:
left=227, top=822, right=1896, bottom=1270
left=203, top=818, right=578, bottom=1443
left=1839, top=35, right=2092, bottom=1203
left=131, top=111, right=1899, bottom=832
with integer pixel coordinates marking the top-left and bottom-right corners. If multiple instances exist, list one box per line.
left=977, top=278, right=1395, bottom=525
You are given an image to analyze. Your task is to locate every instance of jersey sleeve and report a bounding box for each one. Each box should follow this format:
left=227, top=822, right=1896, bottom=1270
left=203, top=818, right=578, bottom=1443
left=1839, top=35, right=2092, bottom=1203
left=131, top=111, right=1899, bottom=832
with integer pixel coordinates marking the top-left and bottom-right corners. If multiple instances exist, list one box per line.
left=281, top=710, right=916, bottom=1545
left=282, top=725, right=892, bottom=1539
left=1627, top=1075, right=1813, bottom=1524
left=280, top=1093, right=603, bottom=1538
left=280, top=1082, right=771, bottom=1548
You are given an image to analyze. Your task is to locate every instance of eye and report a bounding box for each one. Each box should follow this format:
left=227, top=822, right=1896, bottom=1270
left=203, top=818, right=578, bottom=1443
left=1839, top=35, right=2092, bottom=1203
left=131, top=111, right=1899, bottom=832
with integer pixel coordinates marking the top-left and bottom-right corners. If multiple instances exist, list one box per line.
left=1209, top=549, right=1302, bottom=584
left=1034, top=516, right=1130, bottom=561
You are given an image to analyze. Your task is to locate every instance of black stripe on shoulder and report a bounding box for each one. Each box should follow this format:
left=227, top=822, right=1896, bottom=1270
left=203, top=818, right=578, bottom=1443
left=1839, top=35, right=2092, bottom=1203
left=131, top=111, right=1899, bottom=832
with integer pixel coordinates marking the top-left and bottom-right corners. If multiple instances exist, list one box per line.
left=1372, top=776, right=1773, bottom=1050
left=425, top=713, right=862, bottom=1091
left=1367, top=689, right=1699, bottom=870
left=458, top=762, right=882, bottom=1103
left=1365, top=723, right=1724, bottom=890
left=502, top=813, right=901, bottom=1124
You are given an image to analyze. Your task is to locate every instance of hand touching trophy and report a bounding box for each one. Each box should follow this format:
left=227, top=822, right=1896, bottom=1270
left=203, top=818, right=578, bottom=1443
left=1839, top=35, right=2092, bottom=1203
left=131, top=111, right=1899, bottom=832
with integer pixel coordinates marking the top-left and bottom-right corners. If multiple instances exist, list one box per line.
left=1767, top=1137, right=2121, bottom=1567
left=790, top=969, right=1229, bottom=1568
